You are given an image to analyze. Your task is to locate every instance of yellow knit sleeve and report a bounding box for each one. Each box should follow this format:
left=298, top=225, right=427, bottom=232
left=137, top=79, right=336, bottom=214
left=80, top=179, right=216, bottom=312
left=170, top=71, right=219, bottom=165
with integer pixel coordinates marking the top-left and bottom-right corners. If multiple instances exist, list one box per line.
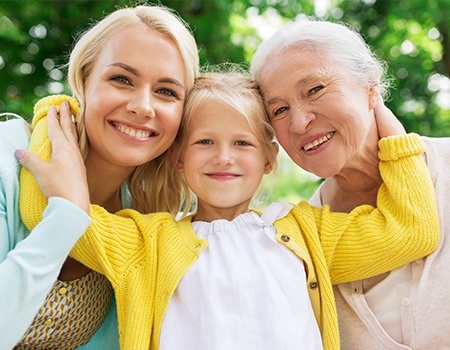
left=299, top=133, right=440, bottom=284
left=19, top=95, right=80, bottom=230
left=69, top=206, right=173, bottom=286
left=17, top=99, right=178, bottom=283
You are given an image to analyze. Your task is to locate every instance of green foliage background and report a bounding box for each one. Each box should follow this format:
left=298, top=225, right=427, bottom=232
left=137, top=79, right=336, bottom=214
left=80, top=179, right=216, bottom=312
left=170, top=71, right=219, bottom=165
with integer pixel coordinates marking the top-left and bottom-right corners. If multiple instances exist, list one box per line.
left=1, top=0, right=449, bottom=205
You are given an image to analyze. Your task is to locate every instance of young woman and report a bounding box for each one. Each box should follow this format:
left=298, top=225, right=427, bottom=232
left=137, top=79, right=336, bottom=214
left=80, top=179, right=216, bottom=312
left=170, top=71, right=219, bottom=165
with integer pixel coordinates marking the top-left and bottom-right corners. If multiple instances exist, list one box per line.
left=0, top=5, right=198, bottom=349
left=17, top=70, right=439, bottom=350
left=251, top=18, right=449, bottom=349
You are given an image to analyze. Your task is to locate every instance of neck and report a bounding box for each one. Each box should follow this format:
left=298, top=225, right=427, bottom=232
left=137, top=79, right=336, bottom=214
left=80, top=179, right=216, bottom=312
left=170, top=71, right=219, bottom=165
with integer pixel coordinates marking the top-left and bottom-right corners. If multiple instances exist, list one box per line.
left=193, top=201, right=251, bottom=222
left=321, top=162, right=382, bottom=213
left=85, top=157, right=135, bottom=213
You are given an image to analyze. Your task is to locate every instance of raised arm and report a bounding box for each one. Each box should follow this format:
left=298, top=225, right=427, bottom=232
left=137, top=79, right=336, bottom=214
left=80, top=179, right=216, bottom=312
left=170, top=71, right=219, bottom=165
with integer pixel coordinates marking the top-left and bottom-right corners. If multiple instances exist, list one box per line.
left=300, top=102, right=439, bottom=283
left=17, top=96, right=174, bottom=287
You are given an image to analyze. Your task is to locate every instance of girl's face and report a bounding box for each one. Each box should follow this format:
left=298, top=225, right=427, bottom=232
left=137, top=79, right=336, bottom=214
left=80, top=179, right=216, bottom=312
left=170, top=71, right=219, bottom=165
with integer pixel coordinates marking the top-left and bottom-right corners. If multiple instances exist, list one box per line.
left=258, top=47, right=379, bottom=179
left=178, top=100, right=273, bottom=222
left=83, top=23, right=186, bottom=174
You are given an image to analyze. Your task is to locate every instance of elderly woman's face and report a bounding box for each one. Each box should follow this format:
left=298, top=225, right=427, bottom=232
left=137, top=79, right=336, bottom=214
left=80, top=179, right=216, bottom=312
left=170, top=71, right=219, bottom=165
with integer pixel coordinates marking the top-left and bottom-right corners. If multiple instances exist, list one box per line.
left=83, top=23, right=187, bottom=172
left=257, top=46, right=378, bottom=178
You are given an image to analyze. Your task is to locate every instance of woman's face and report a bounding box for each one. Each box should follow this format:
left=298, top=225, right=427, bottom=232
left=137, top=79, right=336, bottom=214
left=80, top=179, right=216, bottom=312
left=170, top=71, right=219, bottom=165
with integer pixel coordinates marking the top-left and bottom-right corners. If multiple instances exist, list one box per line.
left=257, top=46, right=378, bottom=178
left=83, top=23, right=186, bottom=172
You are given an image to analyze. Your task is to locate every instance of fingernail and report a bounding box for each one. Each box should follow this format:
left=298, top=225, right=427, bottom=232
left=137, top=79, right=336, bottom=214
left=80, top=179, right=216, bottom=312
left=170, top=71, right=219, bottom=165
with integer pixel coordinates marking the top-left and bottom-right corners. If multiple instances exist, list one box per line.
left=15, top=149, right=25, bottom=159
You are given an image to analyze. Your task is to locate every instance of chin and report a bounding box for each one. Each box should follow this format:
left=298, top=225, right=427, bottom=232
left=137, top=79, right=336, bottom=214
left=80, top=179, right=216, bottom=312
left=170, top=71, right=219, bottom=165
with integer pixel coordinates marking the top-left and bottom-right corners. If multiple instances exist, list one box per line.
left=306, top=165, right=341, bottom=179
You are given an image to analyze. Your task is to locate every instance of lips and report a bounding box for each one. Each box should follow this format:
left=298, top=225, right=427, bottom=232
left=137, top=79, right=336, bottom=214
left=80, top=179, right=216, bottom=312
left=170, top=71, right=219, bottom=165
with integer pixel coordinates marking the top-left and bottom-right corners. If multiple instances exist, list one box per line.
left=206, top=172, right=240, bottom=181
left=302, top=131, right=335, bottom=151
left=109, top=121, right=158, bottom=139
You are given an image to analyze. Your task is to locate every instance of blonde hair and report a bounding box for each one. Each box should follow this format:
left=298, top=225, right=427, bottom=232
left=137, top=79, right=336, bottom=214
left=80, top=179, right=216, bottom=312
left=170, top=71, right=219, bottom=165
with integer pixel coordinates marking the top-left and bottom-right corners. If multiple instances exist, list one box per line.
left=172, top=66, right=279, bottom=216
left=67, top=5, right=199, bottom=215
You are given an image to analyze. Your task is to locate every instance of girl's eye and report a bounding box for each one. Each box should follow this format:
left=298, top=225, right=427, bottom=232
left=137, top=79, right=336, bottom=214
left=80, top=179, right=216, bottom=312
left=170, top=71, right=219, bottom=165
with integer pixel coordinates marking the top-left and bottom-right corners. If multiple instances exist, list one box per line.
left=111, top=75, right=131, bottom=85
left=197, top=139, right=212, bottom=145
left=235, top=140, right=249, bottom=146
left=310, top=85, right=324, bottom=95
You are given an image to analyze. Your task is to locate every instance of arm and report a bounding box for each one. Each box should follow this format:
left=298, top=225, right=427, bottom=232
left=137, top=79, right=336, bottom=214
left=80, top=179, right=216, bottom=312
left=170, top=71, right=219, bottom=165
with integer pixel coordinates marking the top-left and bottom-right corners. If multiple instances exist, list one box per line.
left=17, top=96, right=173, bottom=287
left=302, top=105, right=439, bottom=283
left=0, top=115, right=89, bottom=347
left=0, top=197, right=91, bottom=349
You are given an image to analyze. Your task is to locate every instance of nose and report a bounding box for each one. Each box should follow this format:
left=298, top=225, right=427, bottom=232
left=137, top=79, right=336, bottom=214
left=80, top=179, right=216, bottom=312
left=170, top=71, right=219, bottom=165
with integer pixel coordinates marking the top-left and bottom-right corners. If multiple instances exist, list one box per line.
left=212, top=146, right=235, bottom=166
left=126, top=88, right=156, bottom=119
left=289, top=107, right=315, bottom=134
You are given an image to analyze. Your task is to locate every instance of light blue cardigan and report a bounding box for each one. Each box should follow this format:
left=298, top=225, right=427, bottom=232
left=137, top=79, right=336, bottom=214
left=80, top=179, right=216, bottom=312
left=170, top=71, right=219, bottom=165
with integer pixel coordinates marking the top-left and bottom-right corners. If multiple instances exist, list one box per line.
left=0, top=118, right=119, bottom=350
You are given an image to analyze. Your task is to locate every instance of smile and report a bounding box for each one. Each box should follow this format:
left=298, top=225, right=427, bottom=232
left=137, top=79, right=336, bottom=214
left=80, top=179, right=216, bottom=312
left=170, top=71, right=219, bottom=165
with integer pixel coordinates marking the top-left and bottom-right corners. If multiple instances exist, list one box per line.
left=110, top=121, right=157, bottom=139
left=302, top=132, right=335, bottom=151
left=206, top=172, right=240, bottom=181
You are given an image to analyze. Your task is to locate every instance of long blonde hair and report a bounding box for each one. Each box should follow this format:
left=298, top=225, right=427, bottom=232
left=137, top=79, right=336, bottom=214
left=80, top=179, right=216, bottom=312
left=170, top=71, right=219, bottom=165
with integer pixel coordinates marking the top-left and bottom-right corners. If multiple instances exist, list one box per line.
left=67, top=5, right=199, bottom=215
left=172, top=66, right=279, bottom=217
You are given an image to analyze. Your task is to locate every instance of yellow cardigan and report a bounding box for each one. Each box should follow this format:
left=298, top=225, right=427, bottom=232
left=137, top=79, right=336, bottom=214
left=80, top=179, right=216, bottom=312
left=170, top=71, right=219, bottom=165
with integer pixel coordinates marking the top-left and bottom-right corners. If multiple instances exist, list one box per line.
left=20, top=95, right=440, bottom=350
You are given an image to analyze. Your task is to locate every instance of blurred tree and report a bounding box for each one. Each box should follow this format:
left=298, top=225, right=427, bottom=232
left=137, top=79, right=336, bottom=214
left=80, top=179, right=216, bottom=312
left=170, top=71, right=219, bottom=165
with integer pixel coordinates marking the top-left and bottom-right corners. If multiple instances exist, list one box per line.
left=334, top=0, right=450, bottom=136
left=0, top=0, right=448, bottom=203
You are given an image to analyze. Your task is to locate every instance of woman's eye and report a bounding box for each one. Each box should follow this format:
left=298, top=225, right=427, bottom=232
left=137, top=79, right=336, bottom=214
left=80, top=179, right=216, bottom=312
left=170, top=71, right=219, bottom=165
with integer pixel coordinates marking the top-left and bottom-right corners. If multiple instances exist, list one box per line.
left=273, top=106, right=288, bottom=118
left=310, top=85, right=324, bottom=95
left=158, top=88, right=177, bottom=98
left=111, top=75, right=131, bottom=85
left=235, top=140, right=249, bottom=146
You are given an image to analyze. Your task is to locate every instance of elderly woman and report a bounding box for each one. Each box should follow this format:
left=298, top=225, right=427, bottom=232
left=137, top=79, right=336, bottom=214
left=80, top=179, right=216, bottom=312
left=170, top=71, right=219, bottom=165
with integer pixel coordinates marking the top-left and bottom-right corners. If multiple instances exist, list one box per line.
left=251, top=19, right=449, bottom=349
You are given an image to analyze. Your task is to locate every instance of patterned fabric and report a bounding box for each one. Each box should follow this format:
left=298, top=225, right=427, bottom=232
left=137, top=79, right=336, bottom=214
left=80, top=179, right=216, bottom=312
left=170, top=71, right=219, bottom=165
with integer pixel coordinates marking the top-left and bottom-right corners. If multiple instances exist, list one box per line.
left=14, top=271, right=112, bottom=350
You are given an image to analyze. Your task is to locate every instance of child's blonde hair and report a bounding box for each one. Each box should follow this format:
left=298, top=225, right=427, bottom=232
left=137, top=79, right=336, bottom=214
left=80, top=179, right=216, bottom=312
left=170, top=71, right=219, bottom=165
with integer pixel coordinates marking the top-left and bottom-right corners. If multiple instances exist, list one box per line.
left=172, top=66, right=279, bottom=216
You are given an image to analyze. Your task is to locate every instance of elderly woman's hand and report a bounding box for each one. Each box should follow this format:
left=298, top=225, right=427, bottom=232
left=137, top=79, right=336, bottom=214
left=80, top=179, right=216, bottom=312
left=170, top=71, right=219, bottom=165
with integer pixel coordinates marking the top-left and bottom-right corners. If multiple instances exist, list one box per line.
left=374, top=97, right=406, bottom=138
left=15, top=102, right=90, bottom=214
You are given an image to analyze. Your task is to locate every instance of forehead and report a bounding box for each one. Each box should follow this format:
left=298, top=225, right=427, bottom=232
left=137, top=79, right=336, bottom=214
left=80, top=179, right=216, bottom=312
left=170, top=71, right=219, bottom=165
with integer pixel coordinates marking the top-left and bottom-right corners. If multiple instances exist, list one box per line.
left=258, top=47, right=345, bottom=100
left=188, top=100, right=253, bottom=132
left=94, top=24, right=185, bottom=76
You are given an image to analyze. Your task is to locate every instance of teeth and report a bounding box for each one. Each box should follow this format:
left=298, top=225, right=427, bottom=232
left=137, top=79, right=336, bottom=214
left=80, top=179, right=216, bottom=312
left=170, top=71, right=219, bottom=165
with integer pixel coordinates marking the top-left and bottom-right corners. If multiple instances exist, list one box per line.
left=303, top=132, right=334, bottom=151
left=115, top=124, right=152, bottom=139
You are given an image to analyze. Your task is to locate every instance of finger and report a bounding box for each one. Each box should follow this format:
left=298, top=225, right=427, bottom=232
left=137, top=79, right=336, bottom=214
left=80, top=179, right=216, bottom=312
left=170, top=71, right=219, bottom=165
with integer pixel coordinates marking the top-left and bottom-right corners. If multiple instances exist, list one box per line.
left=46, top=106, right=63, bottom=141
left=374, top=100, right=406, bottom=138
left=15, top=149, right=47, bottom=174
left=59, top=101, right=78, bottom=144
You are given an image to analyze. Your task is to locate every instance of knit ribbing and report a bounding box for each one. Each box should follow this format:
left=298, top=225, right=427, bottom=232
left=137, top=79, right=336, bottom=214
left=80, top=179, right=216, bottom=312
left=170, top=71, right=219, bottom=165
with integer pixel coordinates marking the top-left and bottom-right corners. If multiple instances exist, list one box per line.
left=19, top=95, right=80, bottom=230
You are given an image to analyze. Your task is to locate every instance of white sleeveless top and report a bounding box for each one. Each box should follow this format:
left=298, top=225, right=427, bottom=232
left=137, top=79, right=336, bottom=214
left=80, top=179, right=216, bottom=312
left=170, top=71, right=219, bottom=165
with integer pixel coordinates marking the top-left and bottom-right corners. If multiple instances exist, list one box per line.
left=160, top=201, right=323, bottom=350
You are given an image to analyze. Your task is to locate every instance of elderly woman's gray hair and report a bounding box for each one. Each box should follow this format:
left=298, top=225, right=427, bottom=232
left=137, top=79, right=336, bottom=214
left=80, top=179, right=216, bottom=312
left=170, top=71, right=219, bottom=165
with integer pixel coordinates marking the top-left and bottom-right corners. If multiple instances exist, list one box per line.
left=250, top=19, right=390, bottom=98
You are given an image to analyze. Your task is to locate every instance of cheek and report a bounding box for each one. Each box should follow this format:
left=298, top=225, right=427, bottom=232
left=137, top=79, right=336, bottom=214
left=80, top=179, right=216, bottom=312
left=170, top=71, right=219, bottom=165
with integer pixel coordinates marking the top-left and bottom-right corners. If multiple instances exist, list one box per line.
left=164, top=105, right=184, bottom=132
left=272, top=122, right=288, bottom=141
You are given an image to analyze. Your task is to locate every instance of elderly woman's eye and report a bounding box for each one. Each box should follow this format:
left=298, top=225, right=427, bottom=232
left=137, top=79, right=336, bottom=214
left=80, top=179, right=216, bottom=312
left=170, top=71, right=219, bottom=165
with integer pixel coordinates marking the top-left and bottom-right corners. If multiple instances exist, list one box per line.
left=310, top=85, right=324, bottom=95
left=273, top=106, right=288, bottom=116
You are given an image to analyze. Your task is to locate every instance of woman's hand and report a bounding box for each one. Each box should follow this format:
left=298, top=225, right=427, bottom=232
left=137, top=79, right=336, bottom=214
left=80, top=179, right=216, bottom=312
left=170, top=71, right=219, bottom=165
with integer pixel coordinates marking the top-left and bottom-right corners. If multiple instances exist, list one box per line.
left=375, top=97, right=406, bottom=138
left=16, top=101, right=90, bottom=213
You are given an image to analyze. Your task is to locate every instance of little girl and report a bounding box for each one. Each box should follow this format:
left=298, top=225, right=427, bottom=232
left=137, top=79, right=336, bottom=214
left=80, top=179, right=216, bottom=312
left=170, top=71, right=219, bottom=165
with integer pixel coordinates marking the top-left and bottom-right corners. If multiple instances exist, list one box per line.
left=17, top=70, right=439, bottom=350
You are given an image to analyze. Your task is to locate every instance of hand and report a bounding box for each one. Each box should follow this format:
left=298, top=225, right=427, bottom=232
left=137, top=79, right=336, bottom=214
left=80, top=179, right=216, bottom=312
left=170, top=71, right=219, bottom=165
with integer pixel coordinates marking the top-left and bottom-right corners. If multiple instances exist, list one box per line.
left=374, top=97, right=406, bottom=138
left=16, top=102, right=90, bottom=213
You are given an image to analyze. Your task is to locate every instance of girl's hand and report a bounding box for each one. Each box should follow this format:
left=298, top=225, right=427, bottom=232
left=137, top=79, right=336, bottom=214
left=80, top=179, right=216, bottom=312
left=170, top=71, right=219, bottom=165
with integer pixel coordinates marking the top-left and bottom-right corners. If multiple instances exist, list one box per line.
left=375, top=97, right=406, bottom=138
left=16, top=101, right=90, bottom=213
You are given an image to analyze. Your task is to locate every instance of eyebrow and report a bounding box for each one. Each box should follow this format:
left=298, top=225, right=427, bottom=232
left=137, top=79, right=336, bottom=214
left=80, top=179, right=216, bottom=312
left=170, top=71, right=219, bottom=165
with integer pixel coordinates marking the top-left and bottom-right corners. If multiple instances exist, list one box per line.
left=265, top=73, right=325, bottom=107
left=108, top=62, right=185, bottom=89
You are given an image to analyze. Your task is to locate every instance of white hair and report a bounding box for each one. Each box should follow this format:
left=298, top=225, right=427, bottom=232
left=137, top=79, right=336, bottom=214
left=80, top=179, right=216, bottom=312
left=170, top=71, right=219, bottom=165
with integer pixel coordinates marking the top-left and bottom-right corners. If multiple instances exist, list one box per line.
left=250, top=18, right=390, bottom=98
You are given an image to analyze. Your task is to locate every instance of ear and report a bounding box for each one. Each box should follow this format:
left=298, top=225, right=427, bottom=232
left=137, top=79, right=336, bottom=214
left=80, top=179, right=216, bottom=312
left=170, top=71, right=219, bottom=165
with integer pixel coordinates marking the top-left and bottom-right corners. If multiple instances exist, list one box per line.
left=368, top=83, right=379, bottom=111
left=168, top=147, right=184, bottom=172
left=264, top=141, right=279, bottom=174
